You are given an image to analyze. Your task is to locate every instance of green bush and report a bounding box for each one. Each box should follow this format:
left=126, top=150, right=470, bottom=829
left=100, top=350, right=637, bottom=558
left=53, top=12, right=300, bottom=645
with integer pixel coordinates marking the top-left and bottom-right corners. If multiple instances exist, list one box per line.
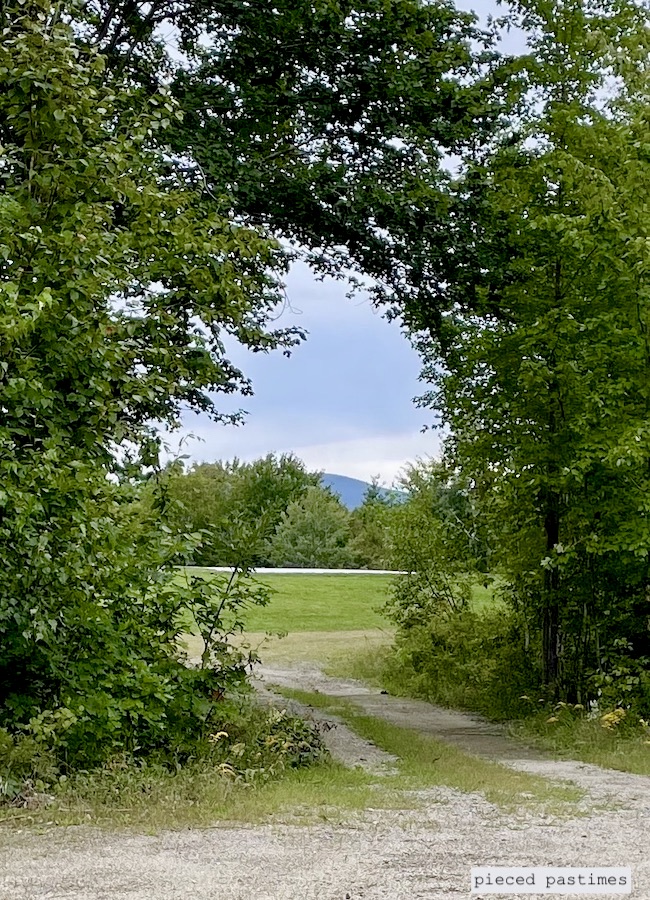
left=382, top=606, right=540, bottom=721
left=1, top=701, right=325, bottom=809
left=165, top=455, right=322, bottom=567
left=379, top=598, right=650, bottom=725
left=266, top=486, right=356, bottom=568
left=0, top=460, right=276, bottom=775
left=588, top=649, right=650, bottom=719
left=0, top=6, right=321, bottom=800
left=0, top=729, right=59, bottom=803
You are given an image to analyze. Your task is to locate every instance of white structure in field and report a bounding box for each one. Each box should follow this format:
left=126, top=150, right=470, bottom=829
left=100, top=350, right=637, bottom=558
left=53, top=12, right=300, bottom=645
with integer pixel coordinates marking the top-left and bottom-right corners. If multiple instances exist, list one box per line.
left=204, top=567, right=406, bottom=575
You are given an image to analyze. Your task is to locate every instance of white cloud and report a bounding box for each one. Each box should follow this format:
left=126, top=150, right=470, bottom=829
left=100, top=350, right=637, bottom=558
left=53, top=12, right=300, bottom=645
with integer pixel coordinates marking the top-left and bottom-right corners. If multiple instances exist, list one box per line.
left=161, top=420, right=443, bottom=487
left=291, top=431, right=443, bottom=485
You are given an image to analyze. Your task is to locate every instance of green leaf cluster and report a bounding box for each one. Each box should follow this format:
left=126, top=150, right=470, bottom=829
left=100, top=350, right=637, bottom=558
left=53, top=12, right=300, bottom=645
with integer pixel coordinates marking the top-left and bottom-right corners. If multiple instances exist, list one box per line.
left=165, top=454, right=323, bottom=566
left=0, top=5, right=306, bottom=777
left=383, top=461, right=477, bottom=627
left=406, top=0, right=650, bottom=709
left=266, top=485, right=357, bottom=569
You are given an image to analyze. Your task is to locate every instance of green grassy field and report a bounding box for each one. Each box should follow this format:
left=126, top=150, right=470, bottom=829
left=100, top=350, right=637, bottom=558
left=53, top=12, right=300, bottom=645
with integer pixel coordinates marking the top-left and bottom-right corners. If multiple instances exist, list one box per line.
left=181, top=568, right=497, bottom=668
left=184, top=567, right=496, bottom=633
left=181, top=568, right=395, bottom=665
left=234, top=571, right=392, bottom=632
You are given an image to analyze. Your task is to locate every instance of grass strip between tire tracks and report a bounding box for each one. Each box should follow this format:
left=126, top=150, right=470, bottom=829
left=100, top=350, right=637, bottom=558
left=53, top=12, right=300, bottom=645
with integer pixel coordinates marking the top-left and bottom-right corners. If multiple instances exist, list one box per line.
left=273, top=686, right=585, bottom=816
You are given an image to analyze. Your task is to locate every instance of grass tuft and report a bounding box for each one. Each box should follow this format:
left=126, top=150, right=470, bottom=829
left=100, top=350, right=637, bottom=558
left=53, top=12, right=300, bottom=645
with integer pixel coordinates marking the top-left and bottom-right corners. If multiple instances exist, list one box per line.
left=0, top=754, right=410, bottom=831
left=512, top=711, right=650, bottom=776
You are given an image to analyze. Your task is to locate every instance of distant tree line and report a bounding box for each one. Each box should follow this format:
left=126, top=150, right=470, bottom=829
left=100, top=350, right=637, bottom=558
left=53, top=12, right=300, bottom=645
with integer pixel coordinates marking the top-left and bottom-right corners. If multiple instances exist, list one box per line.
left=164, top=453, right=395, bottom=569
left=164, top=453, right=480, bottom=573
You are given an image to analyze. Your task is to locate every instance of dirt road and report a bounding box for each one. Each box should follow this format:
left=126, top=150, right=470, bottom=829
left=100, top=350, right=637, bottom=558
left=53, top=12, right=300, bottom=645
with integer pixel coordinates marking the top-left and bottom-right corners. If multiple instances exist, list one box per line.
left=2, top=662, right=649, bottom=900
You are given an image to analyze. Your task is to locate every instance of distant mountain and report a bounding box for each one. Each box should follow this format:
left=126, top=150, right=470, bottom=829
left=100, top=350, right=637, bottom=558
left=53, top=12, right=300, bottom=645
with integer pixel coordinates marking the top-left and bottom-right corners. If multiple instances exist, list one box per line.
left=320, top=473, right=404, bottom=510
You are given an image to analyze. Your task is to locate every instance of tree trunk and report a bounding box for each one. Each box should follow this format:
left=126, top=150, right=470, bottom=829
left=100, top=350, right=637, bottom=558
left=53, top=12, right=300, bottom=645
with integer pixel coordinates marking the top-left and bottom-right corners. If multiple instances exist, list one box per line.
left=542, top=501, right=561, bottom=693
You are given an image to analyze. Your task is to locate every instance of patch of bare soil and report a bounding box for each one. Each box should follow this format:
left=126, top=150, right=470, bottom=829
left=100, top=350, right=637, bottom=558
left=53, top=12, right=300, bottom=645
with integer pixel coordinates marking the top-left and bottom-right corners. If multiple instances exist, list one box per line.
left=2, top=661, right=649, bottom=900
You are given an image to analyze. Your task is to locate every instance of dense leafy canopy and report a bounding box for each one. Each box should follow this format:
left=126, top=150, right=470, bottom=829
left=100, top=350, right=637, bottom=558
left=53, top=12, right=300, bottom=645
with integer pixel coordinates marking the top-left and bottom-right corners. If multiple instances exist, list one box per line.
left=408, top=0, right=650, bottom=706
left=0, top=4, right=293, bottom=774
left=69, top=0, right=519, bottom=327
left=168, top=0, right=510, bottom=312
left=0, top=4, right=304, bottom=458
left=347, top=481, right=399, bottom=570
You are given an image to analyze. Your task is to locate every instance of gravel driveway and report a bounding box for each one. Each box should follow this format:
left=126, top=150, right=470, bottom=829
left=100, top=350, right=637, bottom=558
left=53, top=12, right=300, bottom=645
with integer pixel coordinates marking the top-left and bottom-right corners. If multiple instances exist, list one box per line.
left=2, top=663, right=649, bottom=900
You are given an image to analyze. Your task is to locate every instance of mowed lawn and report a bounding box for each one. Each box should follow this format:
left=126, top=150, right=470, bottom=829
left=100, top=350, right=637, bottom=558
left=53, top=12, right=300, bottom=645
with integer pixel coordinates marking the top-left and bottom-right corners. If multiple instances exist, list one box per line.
left=183, top=568, right=394, bottom=632
left=180, top=569, right=498, bottom=667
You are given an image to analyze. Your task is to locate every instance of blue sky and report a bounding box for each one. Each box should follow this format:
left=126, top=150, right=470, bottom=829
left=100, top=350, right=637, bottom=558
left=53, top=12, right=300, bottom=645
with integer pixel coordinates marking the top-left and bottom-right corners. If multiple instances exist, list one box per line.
left=165, top=262, right=442, bottom=486
left=163, top=1, right=525, bottom=486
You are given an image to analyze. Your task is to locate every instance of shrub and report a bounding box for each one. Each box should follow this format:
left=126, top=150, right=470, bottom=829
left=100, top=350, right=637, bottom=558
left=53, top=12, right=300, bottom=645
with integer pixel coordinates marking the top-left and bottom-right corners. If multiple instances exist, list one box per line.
left=0, top=729, right=59, bottom=804
left=0, top=5, right=316, bottom=795
left=0, top=463, right=276, bottom=774
left=1, top=701, right=325, bottom=809
left=382, top=606, right=540, bottom=721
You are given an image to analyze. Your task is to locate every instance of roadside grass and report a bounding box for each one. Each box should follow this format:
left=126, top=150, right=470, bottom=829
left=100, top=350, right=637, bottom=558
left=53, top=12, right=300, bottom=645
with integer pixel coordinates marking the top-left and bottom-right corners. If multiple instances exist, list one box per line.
left=326, top=639, right=390, bottom=684
left=6, top=687, right=586, bottom=832
left=0, top=758, right=403, bottom=831
left=512, top=714, right=650, bottom=777
left=325, top=636, right=650, bottom=778
left=273, top=687, right=583, bottom=814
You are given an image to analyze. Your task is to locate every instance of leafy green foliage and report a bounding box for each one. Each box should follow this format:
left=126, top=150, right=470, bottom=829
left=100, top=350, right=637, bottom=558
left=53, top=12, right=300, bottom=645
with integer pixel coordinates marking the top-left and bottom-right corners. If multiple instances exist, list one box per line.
left=403, top=0, right=650, bottom=710
left=347, top=481, right=400, bottom=570
left=0, top=6, right=301, bottom=451
left=168, top=0, right=509, bottom=311
left=0, top=461, right=273, bottom=771
left=378, top=463, right=532, bottom=717
left=381, top=607, right=539, bottom=721
left=1, top=701, right=325, bottom=808
left=0, top=4, right=311, bottom=781
left=165, top=454, right=322, bottom=566
left=0, top=729, right=59, bottom=803
left=382, top=461, right=480, bottom=627
left=266, top=486, right=356, bottom=569
left=68, top=0, right=514, bottom=325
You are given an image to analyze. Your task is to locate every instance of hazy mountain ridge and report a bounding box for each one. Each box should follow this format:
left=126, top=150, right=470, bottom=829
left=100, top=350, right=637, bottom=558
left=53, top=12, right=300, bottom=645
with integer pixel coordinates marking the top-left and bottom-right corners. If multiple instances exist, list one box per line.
left=320, top=473, right=403, bottom=510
